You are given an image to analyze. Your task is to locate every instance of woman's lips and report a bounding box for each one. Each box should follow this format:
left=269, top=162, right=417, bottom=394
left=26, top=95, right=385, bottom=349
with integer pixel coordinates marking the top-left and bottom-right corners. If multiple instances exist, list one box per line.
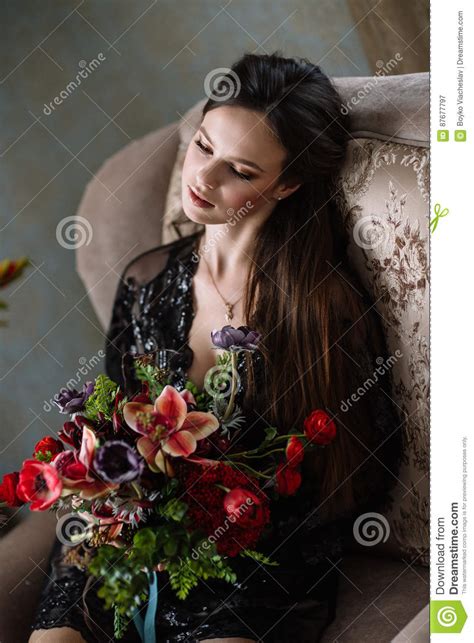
left=188, top=185, right=215, bottom=208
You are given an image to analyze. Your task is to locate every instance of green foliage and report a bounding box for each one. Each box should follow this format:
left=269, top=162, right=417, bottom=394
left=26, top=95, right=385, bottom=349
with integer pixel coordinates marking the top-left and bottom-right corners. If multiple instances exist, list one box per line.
left=113, top=604, right=128, bottom=639
left=87, top=523, right=239, bottom=617
left=83, top=375, right=119, bottom=421
left=88, top=532, right=158, bottom=618
left=239, top=548, right=280, bottom=566
left=88, top=544, right=147, bottom=617
left=157, top=498, right=188, bottom=522
left=216, top=352, right=232, bottom=367
left=184, top=379, right=212, bottom=410
left=263, top=426, right=278, bottom=444
left=34, top=450, right=54, bottom=463
left=167, top=551, right=237, bottom=600
left=133, top=361, right=169, bottom=400
left=156, top=476, right=180, bottom=501
left=220, top=404, right=246, bottom=434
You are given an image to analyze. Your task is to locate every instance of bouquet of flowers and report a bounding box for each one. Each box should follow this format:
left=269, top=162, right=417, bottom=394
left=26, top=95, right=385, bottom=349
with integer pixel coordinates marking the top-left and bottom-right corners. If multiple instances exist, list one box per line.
left=0, top=325, right=337, bottom=642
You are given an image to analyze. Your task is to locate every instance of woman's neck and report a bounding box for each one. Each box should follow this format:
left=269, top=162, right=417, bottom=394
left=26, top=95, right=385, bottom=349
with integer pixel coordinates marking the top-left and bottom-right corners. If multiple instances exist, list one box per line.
left=198, top=224, right=259, bottom=280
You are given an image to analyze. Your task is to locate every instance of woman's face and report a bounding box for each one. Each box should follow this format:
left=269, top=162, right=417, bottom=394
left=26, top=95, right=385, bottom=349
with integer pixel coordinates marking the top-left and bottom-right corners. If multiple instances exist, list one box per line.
left=181, top=105, right=294, bottom=225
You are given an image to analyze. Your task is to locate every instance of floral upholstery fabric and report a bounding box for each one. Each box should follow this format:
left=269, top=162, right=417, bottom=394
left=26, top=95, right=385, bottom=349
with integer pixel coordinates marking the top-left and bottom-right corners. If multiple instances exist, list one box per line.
left=338, top=139, right=429, bottom=565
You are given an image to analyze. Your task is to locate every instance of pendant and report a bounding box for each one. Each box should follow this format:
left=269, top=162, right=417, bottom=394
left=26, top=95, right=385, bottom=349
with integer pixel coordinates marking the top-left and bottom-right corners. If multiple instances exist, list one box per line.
left=225, top=303, right=233, bottom=322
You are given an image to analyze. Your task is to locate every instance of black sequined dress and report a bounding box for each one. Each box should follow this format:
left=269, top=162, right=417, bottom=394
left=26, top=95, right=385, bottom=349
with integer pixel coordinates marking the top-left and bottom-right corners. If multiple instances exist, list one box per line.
left=31, top=230, right=402, bottom=642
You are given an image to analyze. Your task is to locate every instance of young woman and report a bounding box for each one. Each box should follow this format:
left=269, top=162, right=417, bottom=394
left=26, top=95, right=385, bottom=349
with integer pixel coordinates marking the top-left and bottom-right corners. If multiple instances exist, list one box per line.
left=30, top=52, right=403, bottom=643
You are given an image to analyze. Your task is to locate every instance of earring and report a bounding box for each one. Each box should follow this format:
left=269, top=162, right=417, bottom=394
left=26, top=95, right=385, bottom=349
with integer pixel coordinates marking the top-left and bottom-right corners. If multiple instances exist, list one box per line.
left=277, top=196, right=282, bottom=200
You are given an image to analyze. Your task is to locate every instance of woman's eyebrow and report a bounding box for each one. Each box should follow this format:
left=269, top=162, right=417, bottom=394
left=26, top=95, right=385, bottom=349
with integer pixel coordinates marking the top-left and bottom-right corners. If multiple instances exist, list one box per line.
left=198, top=126, right=265, bottom=173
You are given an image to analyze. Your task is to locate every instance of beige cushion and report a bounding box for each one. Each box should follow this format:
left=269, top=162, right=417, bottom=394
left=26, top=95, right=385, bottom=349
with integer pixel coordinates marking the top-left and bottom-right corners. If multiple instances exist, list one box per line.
left=321, top=555, right=429, bottom=641
left=75, top=121, right=181, bottom=331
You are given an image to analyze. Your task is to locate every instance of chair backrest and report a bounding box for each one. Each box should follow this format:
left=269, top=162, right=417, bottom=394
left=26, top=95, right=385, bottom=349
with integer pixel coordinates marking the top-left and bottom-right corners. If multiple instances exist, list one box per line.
left=76, top=72, right=429, bottom=563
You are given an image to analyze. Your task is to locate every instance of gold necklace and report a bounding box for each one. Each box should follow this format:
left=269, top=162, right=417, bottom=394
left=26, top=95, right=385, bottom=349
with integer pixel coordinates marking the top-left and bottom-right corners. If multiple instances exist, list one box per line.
left=200, top=253, right=243, bottom=323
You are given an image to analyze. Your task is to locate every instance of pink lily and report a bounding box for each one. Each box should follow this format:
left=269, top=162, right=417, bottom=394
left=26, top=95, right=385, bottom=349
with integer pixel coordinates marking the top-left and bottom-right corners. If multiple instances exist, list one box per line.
left=123, top=385, right=219, bottom=475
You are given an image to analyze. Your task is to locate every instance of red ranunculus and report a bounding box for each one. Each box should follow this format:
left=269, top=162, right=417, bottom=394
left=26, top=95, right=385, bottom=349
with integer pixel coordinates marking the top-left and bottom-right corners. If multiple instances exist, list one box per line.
left=285, top=436, right=304, bottom=467
left=33, top=436, right=64, bottom=462
left=303, top=410, right=337, bottom=445
left=17, top=460, right=62, bottom=510
left=223, top=488, right=266, bottom=528
left=0, top=472, right=25, bottom=507
left=276, top=463, right=302, bottom=496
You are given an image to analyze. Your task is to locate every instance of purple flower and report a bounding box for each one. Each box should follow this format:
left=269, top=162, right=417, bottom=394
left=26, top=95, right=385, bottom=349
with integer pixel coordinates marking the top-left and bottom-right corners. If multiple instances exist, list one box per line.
left=93, top=440, right=145, bottom=484
left=53, top=381, right=95, bottom=414
left=211, top=325, right=261, bottom=351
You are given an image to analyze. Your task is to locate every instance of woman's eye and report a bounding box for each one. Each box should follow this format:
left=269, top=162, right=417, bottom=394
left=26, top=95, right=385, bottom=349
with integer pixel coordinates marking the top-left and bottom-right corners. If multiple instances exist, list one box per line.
left=195, top=138, right=252, bottom=181
left=195, top=139, right=211, bottom=154
left=229, top=167, right=252, bottom=181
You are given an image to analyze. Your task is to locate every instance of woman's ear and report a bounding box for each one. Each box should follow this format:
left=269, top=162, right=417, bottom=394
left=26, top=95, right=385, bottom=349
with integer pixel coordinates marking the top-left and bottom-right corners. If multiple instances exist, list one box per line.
left=274, top=179, right=302, bottom=200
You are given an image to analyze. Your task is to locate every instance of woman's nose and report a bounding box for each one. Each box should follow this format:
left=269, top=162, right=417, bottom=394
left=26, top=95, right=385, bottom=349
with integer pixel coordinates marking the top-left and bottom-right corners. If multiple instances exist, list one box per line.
left=196, top=160, right=219, bottom=189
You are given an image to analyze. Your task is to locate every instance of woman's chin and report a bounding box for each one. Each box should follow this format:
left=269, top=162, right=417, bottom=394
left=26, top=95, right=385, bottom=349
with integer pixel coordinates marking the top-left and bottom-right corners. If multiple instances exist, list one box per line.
left=182, top=203, right=217, bottom=224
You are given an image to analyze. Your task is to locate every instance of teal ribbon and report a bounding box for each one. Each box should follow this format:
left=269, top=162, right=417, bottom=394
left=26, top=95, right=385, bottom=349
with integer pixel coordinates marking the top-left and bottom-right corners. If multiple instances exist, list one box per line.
left=132, top=571, right=159, bottom=642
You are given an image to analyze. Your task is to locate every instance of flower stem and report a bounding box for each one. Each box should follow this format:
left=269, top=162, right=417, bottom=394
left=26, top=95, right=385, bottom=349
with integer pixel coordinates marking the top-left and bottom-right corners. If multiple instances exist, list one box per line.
left=131, top=482, right=142, bottom=499
left=227, top=434, right=307, bottom=460
left=226, top=460, right=272, bottom=480
left=215, top=483, right=231, bottom=493
left=271, top=433, right=306, bottom=441
left=221, top=352, right=238, bottom=422
left=238, top=447, right=285, bottom=459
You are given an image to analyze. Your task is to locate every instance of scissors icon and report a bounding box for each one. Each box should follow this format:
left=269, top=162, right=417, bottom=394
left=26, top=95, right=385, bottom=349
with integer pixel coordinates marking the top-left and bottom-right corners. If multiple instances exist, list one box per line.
left=430, top=203, right=449, bottom=233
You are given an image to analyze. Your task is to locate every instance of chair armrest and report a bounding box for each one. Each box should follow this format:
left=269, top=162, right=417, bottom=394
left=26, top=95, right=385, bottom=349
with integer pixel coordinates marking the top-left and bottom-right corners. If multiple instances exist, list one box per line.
left=391, top=604, right=429, bottom=642
left=0, top=511, right=57, bottom=642
left=75, top=119, right=181, bottom=331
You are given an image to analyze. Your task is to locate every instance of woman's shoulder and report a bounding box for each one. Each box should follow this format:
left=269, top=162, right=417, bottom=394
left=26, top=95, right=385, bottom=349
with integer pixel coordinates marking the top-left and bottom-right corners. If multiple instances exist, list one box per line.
left=120, top=229, right=202, bottom=289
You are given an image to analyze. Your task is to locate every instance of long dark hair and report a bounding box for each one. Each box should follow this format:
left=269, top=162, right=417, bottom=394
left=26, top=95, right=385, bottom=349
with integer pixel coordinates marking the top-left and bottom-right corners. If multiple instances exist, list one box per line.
left=201, top=52, right=399, bottom=522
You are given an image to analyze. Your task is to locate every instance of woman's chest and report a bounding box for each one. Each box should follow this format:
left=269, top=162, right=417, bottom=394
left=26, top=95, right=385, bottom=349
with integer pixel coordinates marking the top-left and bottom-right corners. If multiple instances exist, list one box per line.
left=186, top=274, right=247, bottom=392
